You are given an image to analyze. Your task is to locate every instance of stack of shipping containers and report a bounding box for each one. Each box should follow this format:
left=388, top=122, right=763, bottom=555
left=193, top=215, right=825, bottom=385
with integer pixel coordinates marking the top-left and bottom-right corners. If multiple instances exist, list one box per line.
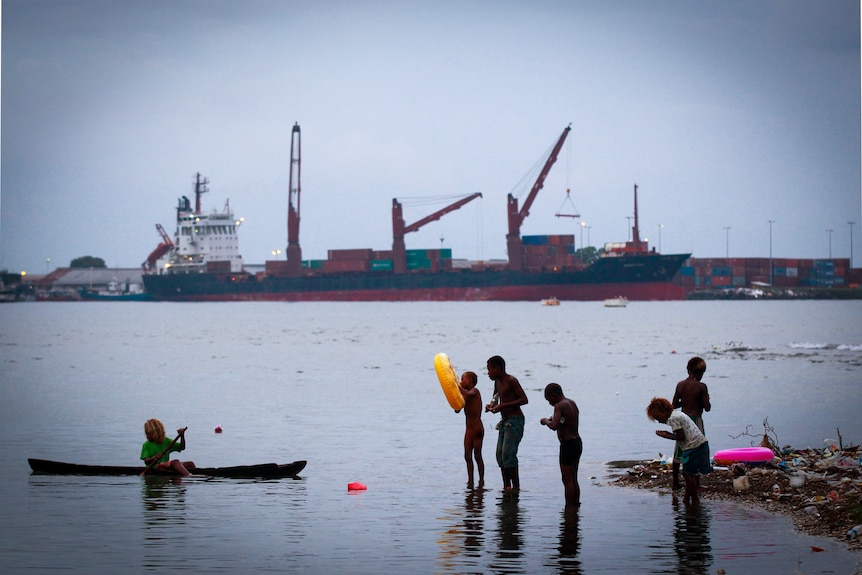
left=521, top=235, right=578, bottom=271
left=675, top=257, right=850, bottom=292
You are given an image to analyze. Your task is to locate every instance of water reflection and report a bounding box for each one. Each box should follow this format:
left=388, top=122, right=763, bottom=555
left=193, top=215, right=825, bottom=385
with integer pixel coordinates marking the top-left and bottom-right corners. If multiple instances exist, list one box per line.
left=437, top=487, right=487, bottom=572
left=672, top=498, right=713, bottom=575
left=545, top=509, right=582, bottom=575
left=462, top=486, right=486, bottom=558
left=489, top=491, right=524, bottom=574
left=140, top=477, right=188, bottom=569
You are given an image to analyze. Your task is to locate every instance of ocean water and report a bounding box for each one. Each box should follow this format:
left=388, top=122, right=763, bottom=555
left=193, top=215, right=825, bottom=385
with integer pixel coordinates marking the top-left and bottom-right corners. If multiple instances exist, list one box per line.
left=1, top=300, right=860, bottom=574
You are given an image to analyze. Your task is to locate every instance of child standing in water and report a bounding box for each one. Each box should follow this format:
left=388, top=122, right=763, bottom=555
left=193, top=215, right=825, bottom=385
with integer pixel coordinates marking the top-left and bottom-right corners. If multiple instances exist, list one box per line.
left=540, top=383, right=582, bottom=510
left=671, top=356, right=711, bottom=491
left=141, top=419, right=194, bottom=476
left=485, top=355, right=528, bottom=491
left=647, top=397, right=711, bottom=506
left=458, top=371, right=485, bottom=488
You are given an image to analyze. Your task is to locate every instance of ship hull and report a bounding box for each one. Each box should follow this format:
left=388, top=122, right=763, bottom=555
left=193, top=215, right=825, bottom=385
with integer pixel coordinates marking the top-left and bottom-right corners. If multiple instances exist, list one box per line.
left=143, top=253, right=689, bottom=302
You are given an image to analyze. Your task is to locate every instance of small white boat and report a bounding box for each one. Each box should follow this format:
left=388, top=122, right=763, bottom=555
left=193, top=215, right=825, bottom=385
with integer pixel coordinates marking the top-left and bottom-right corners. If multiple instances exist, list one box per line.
left=603, top=296, right=629, bottom=307
left=541, top=296, right=560, bottom=306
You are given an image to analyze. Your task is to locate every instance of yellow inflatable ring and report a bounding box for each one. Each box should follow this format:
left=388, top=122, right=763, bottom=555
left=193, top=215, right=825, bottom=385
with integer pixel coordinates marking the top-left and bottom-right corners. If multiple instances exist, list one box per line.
left=434, top=353, right=465, bottom=412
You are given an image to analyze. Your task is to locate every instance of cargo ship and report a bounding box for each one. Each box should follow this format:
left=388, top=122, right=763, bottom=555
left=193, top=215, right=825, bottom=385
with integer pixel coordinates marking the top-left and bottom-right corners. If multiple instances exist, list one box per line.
left=142, top=124, right=689, bottom=302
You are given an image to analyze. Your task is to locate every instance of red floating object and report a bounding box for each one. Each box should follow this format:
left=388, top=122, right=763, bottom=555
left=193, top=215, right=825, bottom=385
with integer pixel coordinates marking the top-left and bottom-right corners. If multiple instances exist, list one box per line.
left=347, top=482, right=367, bottom=491
left=810, top=546, right=825, bottom=552
left=214, top=425, right=223, bottom=433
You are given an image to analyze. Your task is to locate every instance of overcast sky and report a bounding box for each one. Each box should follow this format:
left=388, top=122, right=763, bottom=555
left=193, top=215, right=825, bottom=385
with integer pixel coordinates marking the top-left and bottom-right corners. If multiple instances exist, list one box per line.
left=2, top=0, right=860, bottom=274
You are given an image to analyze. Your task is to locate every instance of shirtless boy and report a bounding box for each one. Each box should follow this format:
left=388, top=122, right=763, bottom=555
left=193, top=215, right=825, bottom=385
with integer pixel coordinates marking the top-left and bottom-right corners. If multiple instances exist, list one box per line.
left=458, top=371, right=484, bottom=488
left=485, top=355, right=528, bottom=491
left=671, top=357, right=711, bottom=490
left=540, top=383, right=581, bottom=509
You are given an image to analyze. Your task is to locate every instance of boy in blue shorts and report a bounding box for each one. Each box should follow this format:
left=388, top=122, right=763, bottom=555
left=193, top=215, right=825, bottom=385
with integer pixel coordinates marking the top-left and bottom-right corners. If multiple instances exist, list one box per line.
left=485, top=355, right=528, bottom=491
left=647, top=397, right=711, bottom=507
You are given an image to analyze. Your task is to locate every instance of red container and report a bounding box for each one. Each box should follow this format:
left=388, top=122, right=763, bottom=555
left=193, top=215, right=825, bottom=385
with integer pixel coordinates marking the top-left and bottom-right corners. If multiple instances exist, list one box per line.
left=328, top=249, right=373, bottom=261
left=324, top=259, right=370, bottom=272
left=265, top=260, right=288, bottom=275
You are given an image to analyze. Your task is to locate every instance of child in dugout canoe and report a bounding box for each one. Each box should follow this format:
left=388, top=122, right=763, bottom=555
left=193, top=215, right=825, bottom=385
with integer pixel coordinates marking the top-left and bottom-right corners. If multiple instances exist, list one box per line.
left=141, top=418, right=195, bottom=476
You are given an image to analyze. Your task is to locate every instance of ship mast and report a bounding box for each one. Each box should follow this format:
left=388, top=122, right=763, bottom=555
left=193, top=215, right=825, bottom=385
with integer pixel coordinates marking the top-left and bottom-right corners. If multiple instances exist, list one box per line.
left=194, top=172, right=209, bottom=214
left=632, top=183, right=641, bottom=251
left=286, top=123, right=302, bottom=276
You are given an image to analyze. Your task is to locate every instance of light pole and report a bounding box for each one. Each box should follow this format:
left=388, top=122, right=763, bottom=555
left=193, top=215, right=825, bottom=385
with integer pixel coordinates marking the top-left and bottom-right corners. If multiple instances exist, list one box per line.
left=657, top=224, right=663, bottom=252
left=768, top=220, right=775, bottom=285
left=723, top=227, right=730, bottom=259
left=580, top=221, right=586, bottom=251
left=849, top=222, right=855, bottom=267
left=827, top=229, right=833, bottom=258
left=587, top=226, right=591, bottom=248
left=45, top=258, right=51, bottom=274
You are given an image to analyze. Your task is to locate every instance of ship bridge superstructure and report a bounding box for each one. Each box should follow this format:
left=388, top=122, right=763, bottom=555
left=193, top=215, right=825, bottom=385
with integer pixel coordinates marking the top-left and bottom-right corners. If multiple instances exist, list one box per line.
left=154, top=173, right=244, bottom=274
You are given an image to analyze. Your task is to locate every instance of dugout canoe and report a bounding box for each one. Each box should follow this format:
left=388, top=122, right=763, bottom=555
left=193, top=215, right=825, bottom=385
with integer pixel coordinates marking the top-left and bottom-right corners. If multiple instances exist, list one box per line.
left=28, top=458, right=307, bottom=479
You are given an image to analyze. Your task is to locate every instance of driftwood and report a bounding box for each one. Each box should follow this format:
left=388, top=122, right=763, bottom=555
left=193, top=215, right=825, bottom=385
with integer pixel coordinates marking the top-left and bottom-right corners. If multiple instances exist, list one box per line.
left=729, top=417, right=781, bottom=455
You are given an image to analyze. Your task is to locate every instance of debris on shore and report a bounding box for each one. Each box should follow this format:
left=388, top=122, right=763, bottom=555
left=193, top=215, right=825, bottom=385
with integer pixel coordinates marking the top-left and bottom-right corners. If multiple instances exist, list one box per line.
left=609, top=443, right=862, bottom=551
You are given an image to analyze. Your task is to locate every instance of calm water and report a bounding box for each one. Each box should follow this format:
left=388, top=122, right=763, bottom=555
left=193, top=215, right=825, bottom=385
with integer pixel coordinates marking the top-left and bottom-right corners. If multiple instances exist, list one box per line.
left=1, top=300, right=860, bottom=574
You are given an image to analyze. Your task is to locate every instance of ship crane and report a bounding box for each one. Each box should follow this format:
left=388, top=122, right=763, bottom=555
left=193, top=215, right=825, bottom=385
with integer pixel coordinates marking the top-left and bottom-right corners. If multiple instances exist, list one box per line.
left=507, top=124, right=571, bottom=271
left=141, top=223, right=175, bottom=271
left=392, top=193, right=482, bottom=274
left=285, top=123, right=303, bottom=277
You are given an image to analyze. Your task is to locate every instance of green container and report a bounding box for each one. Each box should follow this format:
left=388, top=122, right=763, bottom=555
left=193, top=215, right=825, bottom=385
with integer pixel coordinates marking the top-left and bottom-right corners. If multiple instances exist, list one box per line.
left=370, top=259, right=393, bottom=271
left=407, top=259, right=432, bottom=270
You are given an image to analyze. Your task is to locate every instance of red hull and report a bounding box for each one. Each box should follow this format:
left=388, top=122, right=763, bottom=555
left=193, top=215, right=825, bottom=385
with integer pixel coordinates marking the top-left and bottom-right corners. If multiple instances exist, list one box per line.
left=148, top=281, right=685, bottom=302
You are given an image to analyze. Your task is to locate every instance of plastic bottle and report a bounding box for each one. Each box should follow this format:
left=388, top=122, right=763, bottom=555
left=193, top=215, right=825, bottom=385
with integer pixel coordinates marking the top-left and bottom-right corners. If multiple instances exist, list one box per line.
left=848, top=525, right=862, bottom=540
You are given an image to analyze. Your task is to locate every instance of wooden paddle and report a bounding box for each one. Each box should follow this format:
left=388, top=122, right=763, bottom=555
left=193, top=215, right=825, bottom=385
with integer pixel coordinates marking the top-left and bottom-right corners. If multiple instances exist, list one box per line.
left=140, top=427, right=187, bottom=477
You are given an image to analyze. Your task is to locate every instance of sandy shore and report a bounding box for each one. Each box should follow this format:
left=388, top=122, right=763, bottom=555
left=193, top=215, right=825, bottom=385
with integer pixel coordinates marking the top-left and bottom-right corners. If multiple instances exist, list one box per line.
left=607, top=446, right=862, bottom=556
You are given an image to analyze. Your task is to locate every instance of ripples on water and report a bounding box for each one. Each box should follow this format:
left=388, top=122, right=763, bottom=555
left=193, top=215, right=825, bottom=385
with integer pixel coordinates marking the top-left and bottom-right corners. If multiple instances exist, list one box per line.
left=1, top=301, right=861, bottom=573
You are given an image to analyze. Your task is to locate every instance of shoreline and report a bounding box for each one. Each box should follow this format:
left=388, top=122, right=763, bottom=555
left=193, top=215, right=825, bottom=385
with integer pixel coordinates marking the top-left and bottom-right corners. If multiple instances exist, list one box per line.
left=607, top=446, right=862, bottom=556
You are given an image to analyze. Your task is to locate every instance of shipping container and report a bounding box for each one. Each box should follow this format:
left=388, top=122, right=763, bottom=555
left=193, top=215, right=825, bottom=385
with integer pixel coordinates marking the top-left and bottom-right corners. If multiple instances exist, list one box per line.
left=324, top=259, right=370, bottom=273
left=524, top=244, right=552, bottom=255
left=328, top=248, right=373, bottom=261
left=773, top=276, right=799, bottom=287
left=370, top=259, right=393, bottom=271
left=406, top=258, right=431, bottom=270
left=265, top=260, right=288, bottom=274
left=206, top=260, right=232, bottom=273
left=547, top=234, right=575, bottom=245
left=522, top=235, right=548, bottom=246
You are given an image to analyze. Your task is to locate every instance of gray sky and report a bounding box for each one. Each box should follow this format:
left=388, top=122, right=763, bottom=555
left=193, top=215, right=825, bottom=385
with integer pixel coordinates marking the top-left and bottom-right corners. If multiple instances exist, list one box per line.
left=2, top=0, right=860, bottom=274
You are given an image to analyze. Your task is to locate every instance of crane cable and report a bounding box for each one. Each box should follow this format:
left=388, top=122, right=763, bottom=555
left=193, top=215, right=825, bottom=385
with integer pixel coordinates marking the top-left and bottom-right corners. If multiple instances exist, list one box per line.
left=556, top=139, right=580, bottom=218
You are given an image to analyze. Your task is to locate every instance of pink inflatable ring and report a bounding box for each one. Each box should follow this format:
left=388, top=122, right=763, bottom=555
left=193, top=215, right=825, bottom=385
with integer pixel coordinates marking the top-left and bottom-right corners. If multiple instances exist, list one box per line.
left=713, top=447, right=775, bottom=466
